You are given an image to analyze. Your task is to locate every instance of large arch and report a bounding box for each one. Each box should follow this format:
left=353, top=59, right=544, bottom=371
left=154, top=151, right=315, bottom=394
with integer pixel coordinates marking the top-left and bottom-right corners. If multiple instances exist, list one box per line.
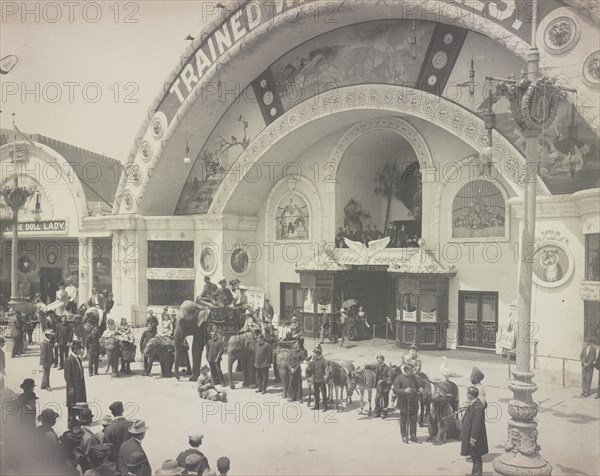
left=113, top=0, right=597, bottom=216
left=210, top=85, right=548, bottom=216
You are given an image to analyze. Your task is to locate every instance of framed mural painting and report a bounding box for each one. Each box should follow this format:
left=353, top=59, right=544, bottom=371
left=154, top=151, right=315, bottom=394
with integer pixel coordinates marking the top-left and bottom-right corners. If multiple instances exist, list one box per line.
left=275, top=194, right=310, bottom=241
left=532, top=241, right=574, bottom=288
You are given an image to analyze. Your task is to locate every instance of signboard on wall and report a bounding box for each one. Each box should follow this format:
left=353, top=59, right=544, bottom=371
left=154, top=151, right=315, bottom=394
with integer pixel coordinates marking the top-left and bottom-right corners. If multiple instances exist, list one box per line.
left=421, top=311, right=437, bottom=322
left=3, top=220, right=66, bottom=234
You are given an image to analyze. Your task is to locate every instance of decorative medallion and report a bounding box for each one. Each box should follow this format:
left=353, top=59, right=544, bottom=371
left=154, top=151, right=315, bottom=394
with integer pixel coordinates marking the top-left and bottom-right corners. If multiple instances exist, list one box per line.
left=428, top=75, right=437, bottom=86
left=543, top=16, right=580, bottom=55
left=532, top=232, right=574, bottom=288
left=432, top=51, right=448, bottom=69
left=140, top=140, right=153, bottom=162
left=124, top=163, right=142, bottom=186
left=151, top=112, right=167, bottom=139
left=582, top=50, right=600, bottom=89
left=263, top=91, right=274, bottom=105
left=260, top=79, right=267, bottom=88
left=122, top=190, right=134, bottom=210
left=443, top=33, right=454, bottom=44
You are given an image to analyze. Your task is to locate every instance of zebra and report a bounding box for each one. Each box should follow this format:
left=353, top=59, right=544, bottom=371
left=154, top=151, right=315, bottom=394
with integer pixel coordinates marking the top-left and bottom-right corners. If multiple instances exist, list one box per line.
left=351, top=367, right=377, bottom=416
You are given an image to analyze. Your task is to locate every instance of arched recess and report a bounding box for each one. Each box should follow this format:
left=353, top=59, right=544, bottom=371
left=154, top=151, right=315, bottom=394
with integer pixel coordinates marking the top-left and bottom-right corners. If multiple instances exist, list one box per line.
left=210, top=85, right=548, bottom=217
left=113, top=0, right=595, bottom=216
left=0, top=141, right=89, bottom=234
left=442, top=156, right=513, bottom=244
left=262, top=175, right=322, bottom=287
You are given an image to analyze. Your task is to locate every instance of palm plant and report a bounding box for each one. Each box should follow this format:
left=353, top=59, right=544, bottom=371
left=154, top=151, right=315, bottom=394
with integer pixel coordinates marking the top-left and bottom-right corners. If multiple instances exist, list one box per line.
left=374, top=159, right=402, bottom=231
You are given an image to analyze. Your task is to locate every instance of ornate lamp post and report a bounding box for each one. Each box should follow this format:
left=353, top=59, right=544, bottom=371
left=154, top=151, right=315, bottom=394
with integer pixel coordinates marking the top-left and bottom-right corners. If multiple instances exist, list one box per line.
left=1, top=114, right=36, bottom=302
left=488, top=2, right=571, bottom=474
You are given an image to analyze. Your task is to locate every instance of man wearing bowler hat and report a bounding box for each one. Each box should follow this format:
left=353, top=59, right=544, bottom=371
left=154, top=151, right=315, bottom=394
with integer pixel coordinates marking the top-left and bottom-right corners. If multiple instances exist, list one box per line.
left=118, top=420, right=152, bottom=476
left=36, top=408, right=62, bottom=473
left=64, top=340, right=87, bottom=424
left=104, top=401, right=133, bottom=462
left=16, top=378, right=38, bottom=428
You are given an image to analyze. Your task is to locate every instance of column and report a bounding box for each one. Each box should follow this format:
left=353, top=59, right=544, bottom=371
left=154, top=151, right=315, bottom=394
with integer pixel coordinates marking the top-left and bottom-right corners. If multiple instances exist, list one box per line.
left=88, top=237, right=95, bottom=299
left=78, top=237, right=90, bottom=305
left=111, top=231, right=122, bottom=305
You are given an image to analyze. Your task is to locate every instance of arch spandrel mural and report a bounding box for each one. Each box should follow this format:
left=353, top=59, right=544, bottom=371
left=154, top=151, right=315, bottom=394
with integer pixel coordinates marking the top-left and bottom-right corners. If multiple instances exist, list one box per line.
left=448, top=31, right=600, bottom=194
left=171, top=16, right=599, bottom=217
left=269, top=20, right=436, bottom=113
left=174, top=84, right=266, bottom=215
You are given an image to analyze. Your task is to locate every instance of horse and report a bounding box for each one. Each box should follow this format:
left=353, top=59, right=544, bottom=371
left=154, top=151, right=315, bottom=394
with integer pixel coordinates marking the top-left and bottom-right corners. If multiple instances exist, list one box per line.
left=351, top=367, right=377, bottom=416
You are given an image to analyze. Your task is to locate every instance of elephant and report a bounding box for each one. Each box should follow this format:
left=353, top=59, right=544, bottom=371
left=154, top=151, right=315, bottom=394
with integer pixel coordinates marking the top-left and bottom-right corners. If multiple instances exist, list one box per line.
left=173, top=300, right=211, bottom=381
left=143, top=335, right=175, bottom=377
left=275, top=349, right=292, bottom=399
left=226, top=330, right=257, bottom=389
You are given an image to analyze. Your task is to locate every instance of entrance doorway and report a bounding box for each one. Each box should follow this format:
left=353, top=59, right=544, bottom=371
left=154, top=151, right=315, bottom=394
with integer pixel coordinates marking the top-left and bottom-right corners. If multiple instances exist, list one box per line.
left=40, top=268, right=63, bottom=304
left=458, top=291, right=498, bottom=349
left=344, top=271, right=390, bottom=327
left=280, top=282, right=304, bottom=322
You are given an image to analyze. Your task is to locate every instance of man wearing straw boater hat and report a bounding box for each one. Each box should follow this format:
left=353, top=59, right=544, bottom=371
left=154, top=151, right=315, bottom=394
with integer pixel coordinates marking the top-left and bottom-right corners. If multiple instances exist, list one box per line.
left=117, top=420, right=152, bottom=476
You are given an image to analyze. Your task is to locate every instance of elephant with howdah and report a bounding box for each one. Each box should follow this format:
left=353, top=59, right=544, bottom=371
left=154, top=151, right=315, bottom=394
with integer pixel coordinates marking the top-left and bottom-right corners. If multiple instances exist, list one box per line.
left=173, top=300, right=211, bottom=381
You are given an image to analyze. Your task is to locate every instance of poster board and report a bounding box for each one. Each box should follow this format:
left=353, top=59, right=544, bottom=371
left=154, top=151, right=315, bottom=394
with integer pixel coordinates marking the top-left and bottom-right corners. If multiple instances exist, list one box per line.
left=496, top=302, right=517, bottom=355
left=245, top=287, right=265, bottom=311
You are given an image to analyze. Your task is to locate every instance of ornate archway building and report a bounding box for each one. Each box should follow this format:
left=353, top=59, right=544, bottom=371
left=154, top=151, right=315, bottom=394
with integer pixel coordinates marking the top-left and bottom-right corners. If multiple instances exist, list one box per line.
left=102, top=1, right=599, bottom=361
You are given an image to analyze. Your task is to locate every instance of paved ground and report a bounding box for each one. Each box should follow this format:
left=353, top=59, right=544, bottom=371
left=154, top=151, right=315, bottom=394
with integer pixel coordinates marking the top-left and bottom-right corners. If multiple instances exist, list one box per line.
left=2, top=336, right=599, bottom=476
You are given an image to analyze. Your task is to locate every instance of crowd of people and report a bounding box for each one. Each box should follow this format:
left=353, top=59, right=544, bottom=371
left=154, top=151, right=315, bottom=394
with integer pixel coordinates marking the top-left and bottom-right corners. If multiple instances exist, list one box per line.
left=2, top=389, right=231, bottom=476
left=335, top=223, right=421, bottom=248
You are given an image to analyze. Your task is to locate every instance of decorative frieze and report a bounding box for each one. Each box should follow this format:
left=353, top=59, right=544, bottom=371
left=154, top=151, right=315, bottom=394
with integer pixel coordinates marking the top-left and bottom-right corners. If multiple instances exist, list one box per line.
left=580, top=280, right=600, bottom=301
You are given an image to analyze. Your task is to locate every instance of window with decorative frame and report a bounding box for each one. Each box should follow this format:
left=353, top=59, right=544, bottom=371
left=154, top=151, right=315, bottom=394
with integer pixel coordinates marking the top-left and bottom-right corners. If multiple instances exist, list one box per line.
left=148, top=241, right=194, bottom=268
left=451, top=179, right=506, bottom=240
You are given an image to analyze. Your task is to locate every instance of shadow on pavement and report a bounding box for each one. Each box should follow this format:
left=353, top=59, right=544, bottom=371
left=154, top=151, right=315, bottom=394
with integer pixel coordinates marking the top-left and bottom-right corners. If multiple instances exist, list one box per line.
left=554, top=463, right=588, bottom=474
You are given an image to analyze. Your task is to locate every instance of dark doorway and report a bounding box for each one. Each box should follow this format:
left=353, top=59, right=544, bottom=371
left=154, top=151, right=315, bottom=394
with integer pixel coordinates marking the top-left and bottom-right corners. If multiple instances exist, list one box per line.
left=39, top=268, right=62, bottom=304
left=344, top=270, right=390, bottom=327
left=458, top=291, right=498, bottom=349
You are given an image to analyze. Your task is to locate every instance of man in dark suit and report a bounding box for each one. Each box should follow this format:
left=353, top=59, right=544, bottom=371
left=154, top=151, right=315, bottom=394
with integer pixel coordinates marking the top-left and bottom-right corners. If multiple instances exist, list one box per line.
left=460, top=386, right=488, bottom=476
left=392, top=363, right=420, bottom=444
left=176, top=434, right=210, bottom=475
left=63, top=340, right=87, bottom=424
left=39, top=328, right=56, bottom=390
left=366, top=354, right=390, bottom=418
left=104, top=401, right=133, bottom=462
left=117, top=420, right=152, bottom=476
left=580, top=337, right=597, bottom=397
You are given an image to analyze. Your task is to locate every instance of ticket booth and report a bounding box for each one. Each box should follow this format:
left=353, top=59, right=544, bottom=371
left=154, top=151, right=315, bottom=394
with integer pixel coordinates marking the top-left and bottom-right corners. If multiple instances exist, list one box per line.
left=297, top=271, right=344, bottom=337
left=393, top=274, right=451, bottom=350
